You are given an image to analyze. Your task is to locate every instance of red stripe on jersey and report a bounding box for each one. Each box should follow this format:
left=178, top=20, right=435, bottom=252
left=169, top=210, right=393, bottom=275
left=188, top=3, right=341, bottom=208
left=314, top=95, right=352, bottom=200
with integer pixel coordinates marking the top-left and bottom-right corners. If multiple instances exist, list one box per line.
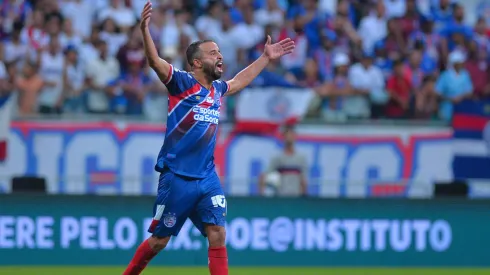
left=168, top=83, right=202, bottom=114
left=166, top=89, right=214, bottom=137
left=163, top=65, right=174, bottom=85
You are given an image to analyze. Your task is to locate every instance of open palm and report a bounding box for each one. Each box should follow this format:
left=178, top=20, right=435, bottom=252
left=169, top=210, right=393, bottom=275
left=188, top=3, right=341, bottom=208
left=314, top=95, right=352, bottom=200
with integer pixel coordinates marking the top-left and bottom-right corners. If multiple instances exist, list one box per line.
left=264, top=35, right=296, bottom=60
left=140, top=0, right=152, bottom=30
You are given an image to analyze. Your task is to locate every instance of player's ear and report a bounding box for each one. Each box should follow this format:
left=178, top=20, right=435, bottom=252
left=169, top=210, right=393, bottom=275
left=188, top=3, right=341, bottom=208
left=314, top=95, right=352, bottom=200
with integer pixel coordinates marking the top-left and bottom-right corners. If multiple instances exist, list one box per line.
left=193, top=58, right=202, bottom=68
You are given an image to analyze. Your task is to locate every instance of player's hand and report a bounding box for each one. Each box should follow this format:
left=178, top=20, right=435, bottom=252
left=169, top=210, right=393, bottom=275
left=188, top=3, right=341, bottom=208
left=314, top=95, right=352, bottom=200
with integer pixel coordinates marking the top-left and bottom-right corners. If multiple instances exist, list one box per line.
left=263, top=35, right=295, bottom=60
left=140, top=0, right=152, bottom=30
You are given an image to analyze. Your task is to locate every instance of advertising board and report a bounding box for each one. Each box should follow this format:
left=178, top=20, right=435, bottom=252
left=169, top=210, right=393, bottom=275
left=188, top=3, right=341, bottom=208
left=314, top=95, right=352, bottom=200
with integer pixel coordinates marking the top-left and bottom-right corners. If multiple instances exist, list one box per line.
left=0, top=121, right=451, bottom=196
left=0, top=195, right=488, bottom=266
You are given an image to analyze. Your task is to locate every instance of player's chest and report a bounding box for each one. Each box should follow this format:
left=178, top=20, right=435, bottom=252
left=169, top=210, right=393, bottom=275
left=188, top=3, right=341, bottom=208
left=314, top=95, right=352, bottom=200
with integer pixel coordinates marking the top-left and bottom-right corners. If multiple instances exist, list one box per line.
left=185, top=88, right=221, bottom=109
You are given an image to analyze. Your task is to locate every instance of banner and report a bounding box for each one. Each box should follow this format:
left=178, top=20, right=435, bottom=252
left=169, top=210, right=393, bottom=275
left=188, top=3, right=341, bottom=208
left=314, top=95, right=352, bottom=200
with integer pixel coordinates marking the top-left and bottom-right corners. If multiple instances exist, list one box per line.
left=0, top=95, right=12, bottom=162
left=235, top=87, right=314, bottom=132
left=452, top=100, right=490, bottom=180
left=0, top=121, right=452, bottom=196
left=0, top=195, right=489, bottom=266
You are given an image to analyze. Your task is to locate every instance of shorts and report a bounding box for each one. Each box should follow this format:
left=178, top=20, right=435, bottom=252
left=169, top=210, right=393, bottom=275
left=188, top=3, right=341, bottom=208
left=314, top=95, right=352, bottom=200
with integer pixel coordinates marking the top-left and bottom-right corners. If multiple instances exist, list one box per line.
left=148, top=167, right=227, bottom=237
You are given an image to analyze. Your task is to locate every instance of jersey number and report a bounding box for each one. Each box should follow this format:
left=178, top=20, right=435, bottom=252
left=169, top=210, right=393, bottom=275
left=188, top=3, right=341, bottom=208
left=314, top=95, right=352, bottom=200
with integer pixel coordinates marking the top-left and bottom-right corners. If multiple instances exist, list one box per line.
left=211, top=195, right=226, bottom=208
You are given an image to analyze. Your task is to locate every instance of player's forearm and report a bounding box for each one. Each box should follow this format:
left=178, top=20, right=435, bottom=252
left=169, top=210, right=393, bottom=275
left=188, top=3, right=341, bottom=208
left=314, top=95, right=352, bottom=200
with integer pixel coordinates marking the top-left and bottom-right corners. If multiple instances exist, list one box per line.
left=229, top=54, right=270, bottom=93
left=141, top=27, right=160, bottom=68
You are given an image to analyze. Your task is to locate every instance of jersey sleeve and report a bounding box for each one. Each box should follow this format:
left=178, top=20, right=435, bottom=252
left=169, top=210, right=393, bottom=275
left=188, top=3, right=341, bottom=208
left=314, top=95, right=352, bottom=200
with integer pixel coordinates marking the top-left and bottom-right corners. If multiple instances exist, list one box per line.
left=214, top=80, right=230, bottom=97
left=162, top=64, right=194, bottom=96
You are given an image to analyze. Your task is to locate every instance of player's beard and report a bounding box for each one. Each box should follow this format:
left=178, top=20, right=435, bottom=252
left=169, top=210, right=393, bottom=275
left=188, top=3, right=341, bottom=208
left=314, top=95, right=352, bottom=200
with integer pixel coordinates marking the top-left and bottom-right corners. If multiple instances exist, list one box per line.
left=203, top=62, right=222, bottom=80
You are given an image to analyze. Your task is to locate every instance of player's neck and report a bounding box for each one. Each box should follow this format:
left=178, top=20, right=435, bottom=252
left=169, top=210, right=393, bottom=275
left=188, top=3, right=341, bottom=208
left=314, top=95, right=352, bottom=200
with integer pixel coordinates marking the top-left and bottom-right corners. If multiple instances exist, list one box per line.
left=191, top=71, right=213, bottom=90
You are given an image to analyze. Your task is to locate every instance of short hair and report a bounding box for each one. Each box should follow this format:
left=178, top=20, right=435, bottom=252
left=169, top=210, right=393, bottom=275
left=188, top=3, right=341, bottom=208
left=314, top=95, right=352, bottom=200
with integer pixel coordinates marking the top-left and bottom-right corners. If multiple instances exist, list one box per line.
left=185, top=39, right=215, bottom=67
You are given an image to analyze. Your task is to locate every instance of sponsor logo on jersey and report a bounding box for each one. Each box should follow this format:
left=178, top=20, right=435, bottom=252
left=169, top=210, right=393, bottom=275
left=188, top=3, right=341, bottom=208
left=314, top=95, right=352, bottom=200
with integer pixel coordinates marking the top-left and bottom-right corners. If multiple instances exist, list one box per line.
left=193, top=107, right=220, bottom=124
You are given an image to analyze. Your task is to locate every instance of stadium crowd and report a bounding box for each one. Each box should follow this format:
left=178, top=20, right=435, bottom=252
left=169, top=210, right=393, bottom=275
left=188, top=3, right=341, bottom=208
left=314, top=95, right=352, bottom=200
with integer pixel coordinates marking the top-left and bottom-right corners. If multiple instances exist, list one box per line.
left=0, top=0, right=489, bottom=122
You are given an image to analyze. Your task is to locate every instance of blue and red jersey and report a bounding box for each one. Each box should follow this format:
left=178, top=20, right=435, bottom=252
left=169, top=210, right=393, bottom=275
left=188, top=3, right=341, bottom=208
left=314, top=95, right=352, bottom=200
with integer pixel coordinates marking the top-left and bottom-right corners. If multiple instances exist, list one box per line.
left=155, top=65, right=229, bottom=178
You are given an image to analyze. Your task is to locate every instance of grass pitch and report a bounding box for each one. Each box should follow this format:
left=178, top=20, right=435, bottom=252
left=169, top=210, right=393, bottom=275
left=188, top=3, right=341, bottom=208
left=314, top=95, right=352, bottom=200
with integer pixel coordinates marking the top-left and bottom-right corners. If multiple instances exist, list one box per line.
left=0, top=267, right=489, bottom=275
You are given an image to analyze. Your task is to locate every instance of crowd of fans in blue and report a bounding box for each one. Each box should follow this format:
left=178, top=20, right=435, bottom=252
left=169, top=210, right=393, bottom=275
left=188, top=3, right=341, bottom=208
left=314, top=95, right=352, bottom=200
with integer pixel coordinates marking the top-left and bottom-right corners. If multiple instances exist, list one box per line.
left=0, top=0, right=489, bottom=122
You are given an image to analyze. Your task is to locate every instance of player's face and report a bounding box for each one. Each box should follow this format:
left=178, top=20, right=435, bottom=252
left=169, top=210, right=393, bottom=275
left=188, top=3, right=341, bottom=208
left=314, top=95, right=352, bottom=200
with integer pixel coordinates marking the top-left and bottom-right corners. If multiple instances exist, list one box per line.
left=199, top=42, right=224, bottom=80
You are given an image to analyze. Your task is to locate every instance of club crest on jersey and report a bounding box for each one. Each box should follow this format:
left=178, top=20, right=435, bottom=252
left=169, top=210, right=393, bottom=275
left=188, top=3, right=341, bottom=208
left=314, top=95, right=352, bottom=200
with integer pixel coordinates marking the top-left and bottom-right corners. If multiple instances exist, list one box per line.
left=206, top=97, right=214, bottom=104
left=163, top=213, right=177, bottom=228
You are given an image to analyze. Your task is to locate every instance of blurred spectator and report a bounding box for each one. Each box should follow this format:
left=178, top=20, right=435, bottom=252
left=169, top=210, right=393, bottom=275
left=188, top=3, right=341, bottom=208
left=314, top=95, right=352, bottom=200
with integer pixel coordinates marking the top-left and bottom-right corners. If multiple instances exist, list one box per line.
left=209, top=10, right=240, bottom=78
left=319, top=52, right=352, bottom=122
left=117, top=25, right=144, bottom=73
left=254, top=0, right=285, bottom=27
left=62, top=46, right=85, bottom=113
left=229, top=5, right=264, bottom=50
left=373, top=40, right=393, bottom=79
left=473, top=17, right=490, bottom=61
left=347, top=52, right=386, bottom=119
left=143, top=67, right=169, bottom=122
left=313, top=30, right=337, bottom=81
left=44, top=11, right=64, bottom=42
left=160, top=10, right=199, bottom=60
left=297, top=59, right=322, bottom=88
left=332, top=7, right=362, bottom=54
left=15, top=62, right=44, bottom=115
left=100, top=18, right=128, bottom=57
left=78, top=27, right=101, bottom=66
left=409, top=15, right=447, bottom=65
left=379, top=18, right=406, bottom=60
left=288, top=0, right=328, bottom=50
left=435, top=50, right=473, bottom=121
left=277, top=26, right=308, bottom=79
left=477, top=0, right=490, bottom=27
left=37, top=37, right=64, bottom=114
left=0, top=55, right=8, bottom=95
left=108, top=55, right=150, bottom=115
left=85, top=40, right=120, bottom=113
left=403, top=50, right=425, bottom=90
left=385, top=59, right=412, bottom=119
left=196, top=0, right=224, bottom=39
left=20, top=9, right=48, bottom=51
left=384, top=0, right=406, bottom=19
left=59, top=18, right=83, bottom=50
left=259, top=125, right=307, bottom=197
left=430, top=0, right=454, bottom=31
left=146, top=4, right=164, bottom=49
left=175, top=9, right=199, bottom=47
left=442, top=4, right=472, bottom=53
left=3, top=22, right=29, bottom=70
left=358, top=0, right=387, bottom=54
left=59, top=0, right=94, bottom=39
left=98, top=0, right=136, bottom=32
left=0, top=0, right=486, bottom=123
left=414, top=75, right=439, bottom=119
left=0, top=0, right=33, bottom=38
left=465, top=40, right=490, bottom=98
left=399, top=0, right=421, bottom=40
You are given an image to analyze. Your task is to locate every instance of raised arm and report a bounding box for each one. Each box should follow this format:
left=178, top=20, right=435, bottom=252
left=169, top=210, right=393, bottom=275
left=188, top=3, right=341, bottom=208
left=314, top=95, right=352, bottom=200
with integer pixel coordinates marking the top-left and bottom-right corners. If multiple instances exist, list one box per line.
left=226, top=35, right=295, bottom=95
left=140, top=1, right=171, bottom=83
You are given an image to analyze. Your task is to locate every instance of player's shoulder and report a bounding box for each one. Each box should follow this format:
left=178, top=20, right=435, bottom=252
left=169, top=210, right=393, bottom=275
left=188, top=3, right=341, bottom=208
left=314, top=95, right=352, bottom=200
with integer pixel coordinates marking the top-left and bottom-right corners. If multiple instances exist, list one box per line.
left=212, top=79, right=229, bottom=93
left=172, top=66, right=192, bottom=78
left=213, top=79, right=227, bottom=85
left=169, top=66, right=197, bottom=86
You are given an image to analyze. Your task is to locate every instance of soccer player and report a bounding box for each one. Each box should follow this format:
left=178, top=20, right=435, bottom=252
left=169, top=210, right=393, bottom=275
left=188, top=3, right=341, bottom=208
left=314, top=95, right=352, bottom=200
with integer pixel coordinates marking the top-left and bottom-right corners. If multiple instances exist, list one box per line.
left=123, top=1, right=295, bottom=275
